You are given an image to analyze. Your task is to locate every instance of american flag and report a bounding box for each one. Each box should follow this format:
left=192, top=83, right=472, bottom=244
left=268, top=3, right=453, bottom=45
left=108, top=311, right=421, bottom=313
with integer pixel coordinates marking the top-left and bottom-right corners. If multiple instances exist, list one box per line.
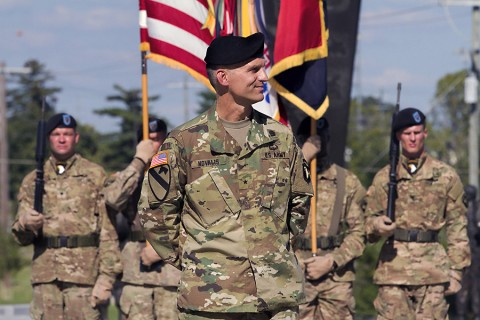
left=150, top=152, right=168, bottom=168
left=139, top=0, right=214, bottom=91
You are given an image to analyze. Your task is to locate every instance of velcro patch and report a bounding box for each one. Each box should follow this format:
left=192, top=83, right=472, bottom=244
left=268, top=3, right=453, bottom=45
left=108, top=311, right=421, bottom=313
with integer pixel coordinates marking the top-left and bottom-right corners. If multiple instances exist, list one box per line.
left=150, top=151, right=168, bottom=169
left=148, top=165, right=170, bottom=201
left=303, top=160, right=311, bottom=183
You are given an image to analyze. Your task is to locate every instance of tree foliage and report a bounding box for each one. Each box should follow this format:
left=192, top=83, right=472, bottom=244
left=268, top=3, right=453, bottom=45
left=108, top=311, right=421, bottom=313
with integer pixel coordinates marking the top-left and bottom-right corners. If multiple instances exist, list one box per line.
left=429, top=70, right=470, bottom=181
left=94, top=84, right=163, bottom=172
left=196, top=89, right=216, bottom=115
left=7, top=60, right=61, bottom=200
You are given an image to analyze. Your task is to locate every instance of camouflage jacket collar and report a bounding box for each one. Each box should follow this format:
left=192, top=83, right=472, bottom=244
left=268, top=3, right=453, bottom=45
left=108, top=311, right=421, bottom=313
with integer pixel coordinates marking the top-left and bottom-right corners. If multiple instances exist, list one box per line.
left=207, top=106, right=278, bottom=158
left=47, top=153, right=79, bottom=176
left=398, top=153, right=434, bottom=180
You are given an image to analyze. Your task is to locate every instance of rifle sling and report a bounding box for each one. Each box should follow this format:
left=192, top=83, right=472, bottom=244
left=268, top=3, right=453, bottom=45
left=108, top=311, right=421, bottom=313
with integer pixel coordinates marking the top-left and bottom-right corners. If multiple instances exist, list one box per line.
left=328, top=166, right=346, bottom=237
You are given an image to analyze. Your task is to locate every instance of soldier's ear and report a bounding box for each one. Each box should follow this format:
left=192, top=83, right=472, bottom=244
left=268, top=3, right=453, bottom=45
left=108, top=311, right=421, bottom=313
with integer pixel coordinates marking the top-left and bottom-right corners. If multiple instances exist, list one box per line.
left=216, top=69, right=229, bottom=86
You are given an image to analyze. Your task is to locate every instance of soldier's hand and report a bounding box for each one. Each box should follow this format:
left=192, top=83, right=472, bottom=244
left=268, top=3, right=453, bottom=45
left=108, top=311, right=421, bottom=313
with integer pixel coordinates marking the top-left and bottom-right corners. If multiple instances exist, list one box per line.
left=90, top=276, right=112, bottom=307
left=302, top=135, right=321, bottom=163
left=373, top=215, right=396, bottom=237
left=140, top=244, right=162, bottom=267
left=134, top=139, right=157, bottom=164
left=18, top=208, right=44, bottom=233
left=445, top=270, right=462, bottom=296
left=304, top=254, right=334, bottom=280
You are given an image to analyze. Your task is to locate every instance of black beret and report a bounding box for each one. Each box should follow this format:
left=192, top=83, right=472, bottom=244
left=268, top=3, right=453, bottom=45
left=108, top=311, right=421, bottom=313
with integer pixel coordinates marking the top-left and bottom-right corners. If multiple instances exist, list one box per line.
left=204, top=33, right=264, bottom=68
left=317, top=117, right=329, bottom=132
left=393, top=108, right=426, bottom=132
left=137, top=118, right=167, bottom=142
left=46, top=113, right=77, bottom=134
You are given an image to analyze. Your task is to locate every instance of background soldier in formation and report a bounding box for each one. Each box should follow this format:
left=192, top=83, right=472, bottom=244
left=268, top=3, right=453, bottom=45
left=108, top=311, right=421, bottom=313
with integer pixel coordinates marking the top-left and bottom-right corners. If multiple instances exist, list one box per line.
left=296, top=118, right=366, bottom=319
left=365, top=108, right=471, bottom=319
left=12, top=113, right=122, bottom=320
left=138, top=33, right=313, bottom=319
left=102, top=119, right=180, bottom=320
left=454, top=185, right=480, bottom=320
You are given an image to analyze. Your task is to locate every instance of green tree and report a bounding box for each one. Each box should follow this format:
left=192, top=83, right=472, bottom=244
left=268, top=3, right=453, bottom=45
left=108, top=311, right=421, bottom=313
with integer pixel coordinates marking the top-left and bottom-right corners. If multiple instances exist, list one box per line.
left=429, top=70, right=470, bottom=181
left=7, top=60, right=61, bottom=201
left=346, top=96, right=395, bottom=187
left=196, top=89, right=216, bottom=115
left=95, top=84, right=161, bottom=172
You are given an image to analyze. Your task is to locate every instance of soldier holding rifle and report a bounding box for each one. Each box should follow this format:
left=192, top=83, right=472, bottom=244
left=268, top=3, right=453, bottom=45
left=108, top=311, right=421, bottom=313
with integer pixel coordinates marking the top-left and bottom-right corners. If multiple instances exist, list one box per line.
left=365, top=107, right=471, bottom=319
left=12, top=112, right=122, bottom=320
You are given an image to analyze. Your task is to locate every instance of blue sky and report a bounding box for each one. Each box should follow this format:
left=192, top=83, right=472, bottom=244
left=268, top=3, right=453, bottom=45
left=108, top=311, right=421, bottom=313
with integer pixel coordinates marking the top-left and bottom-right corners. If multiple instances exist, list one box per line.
left=0, top=0, right=474, bottom=133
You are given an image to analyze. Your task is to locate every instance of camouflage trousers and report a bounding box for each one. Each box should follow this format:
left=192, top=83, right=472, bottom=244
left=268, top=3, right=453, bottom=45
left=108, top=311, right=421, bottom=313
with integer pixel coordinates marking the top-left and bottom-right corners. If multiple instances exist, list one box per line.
left=374, top=284, right=449, bottom=320
left=178, top=307, right=299, bottom=320
left=299, top=275, right=354, bottom=320
left=119, top=284, right=178, bottom=320
left=30, top=281, right=100, bottom=320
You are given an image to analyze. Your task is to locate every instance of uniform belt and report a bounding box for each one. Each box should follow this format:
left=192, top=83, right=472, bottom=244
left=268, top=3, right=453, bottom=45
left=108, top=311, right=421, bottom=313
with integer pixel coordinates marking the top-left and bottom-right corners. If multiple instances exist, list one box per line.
left=42, top=234, right=99, bottom=248
left=128, top=230, right=146, bottom=242
left=294, top=235, right=344, bottom=251
left=393, top=228, right=438, bottom=243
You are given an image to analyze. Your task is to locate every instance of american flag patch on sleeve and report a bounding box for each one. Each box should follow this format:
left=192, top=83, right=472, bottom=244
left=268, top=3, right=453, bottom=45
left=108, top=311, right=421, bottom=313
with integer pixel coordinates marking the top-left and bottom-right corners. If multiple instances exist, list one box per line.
left=150, top=151, right=168, bottom=169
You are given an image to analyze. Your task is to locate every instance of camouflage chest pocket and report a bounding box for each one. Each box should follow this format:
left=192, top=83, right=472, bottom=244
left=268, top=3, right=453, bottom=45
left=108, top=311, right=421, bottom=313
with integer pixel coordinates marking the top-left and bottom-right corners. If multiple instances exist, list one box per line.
left=260, top=157, right=291, bottom=220
left=400, top=178, right=447, bottom=222
left=185, top=167, right=241, bottom=228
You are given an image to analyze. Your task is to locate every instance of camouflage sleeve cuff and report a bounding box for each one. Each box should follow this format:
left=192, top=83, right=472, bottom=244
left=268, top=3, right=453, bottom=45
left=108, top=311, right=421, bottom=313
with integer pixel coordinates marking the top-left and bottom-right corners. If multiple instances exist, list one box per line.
left=331, top=252, right=345, bottom=269
left=450, top=269, right=463, bottom=281
left=131, top=157, right=147, bottom=173
left=11, top=228, right=36, bottom=246
left=96, top=274, right=115, bottom=289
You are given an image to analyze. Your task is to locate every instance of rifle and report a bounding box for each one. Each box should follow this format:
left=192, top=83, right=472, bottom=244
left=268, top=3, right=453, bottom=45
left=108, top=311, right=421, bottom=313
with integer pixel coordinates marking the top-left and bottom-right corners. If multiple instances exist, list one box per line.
left=386, top=83, right=401, bottom=228
left=34, top=99, right=47, bottom=213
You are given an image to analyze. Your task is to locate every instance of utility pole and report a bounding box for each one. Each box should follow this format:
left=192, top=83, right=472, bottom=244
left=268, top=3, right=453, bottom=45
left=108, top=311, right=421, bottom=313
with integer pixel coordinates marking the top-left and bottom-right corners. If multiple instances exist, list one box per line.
left=167, top=75, right=203, bottom=122
left=440, top=0, right=480, bottom=195
left=470, top=6, right=480, bottom=194
left=0, top=63, right=31, bottom=232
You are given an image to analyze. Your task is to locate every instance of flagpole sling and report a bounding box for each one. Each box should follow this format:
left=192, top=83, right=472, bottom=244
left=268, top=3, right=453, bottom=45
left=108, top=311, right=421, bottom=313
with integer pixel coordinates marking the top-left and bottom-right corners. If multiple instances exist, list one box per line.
left=310, top=118, right=318, bottom=256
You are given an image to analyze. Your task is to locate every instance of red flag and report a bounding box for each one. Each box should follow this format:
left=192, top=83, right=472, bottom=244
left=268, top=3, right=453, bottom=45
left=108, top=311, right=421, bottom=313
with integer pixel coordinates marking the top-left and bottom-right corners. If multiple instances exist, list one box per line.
left=139, top=0, right=149, bottom=51
left=269, top=0, right=329, bottom=120
left=142, top=0, right=215, bottom=91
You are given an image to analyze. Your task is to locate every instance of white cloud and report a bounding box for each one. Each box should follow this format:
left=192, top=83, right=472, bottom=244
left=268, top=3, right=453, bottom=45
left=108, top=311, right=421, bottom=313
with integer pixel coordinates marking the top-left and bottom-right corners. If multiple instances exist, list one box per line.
left=0, top=0, right=30, bottom=9
left=37, top=5, right=133, bottom=30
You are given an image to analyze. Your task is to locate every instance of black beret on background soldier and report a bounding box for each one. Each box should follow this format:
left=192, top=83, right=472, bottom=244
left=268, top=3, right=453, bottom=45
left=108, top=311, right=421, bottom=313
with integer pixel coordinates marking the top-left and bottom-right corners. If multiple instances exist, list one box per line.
left=365, top=107, right=471, bottom=319
left=139, top=33, right=313, bottom=319
left=12, top=113, right=122, bottom=320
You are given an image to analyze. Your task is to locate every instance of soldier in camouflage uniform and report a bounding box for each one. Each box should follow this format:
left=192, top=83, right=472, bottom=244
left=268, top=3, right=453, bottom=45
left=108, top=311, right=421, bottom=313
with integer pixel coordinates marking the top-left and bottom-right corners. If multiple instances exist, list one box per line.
left=12, top=113, right=122, bottom=320
left=295, top=118, right=366, bottom=319
left=138, top=33, right=313, bottom=319
left=365, top=108, right=471, bottom=319
left=102, top=119, right=181, bottom=320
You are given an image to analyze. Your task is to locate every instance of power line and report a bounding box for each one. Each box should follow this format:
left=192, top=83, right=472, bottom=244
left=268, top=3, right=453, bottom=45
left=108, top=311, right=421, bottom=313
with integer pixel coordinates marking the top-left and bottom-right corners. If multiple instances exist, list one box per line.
left=362, top=4, right=438, bottom=20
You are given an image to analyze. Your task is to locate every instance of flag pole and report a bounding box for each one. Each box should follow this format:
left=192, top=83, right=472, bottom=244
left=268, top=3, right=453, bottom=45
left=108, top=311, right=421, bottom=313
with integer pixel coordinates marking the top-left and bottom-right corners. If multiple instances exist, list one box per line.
left=141, top=50, right=149, bottom=141
left=310, top=117, right=318, bottom=256
left=140, top=49, right=153, bottom=252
